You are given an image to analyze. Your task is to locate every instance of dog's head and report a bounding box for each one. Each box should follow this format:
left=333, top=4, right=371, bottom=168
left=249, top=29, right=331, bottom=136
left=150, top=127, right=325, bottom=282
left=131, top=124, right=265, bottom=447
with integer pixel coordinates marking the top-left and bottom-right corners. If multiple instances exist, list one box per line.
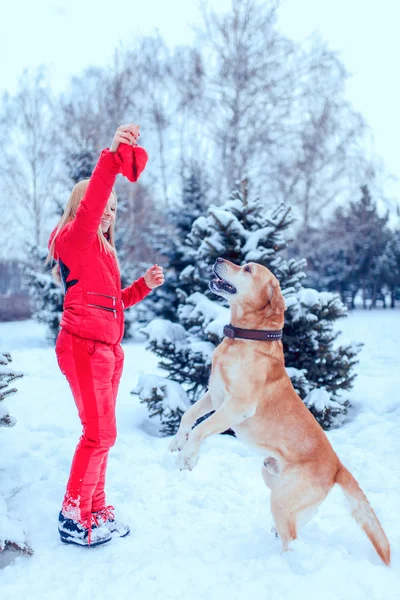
left=210, top=258, right=286, bottom=325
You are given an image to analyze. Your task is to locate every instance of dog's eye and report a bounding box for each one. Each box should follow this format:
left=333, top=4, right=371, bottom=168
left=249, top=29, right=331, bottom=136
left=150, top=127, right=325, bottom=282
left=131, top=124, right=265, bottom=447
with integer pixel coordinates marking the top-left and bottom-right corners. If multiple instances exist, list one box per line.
left=244, top=265, right=252, bottom=273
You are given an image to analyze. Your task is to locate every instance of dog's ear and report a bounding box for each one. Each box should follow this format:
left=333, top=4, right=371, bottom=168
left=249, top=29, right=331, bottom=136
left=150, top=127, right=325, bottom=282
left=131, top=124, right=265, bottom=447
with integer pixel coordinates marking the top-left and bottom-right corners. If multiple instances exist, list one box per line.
left=268, top=279, right=286, bottom=314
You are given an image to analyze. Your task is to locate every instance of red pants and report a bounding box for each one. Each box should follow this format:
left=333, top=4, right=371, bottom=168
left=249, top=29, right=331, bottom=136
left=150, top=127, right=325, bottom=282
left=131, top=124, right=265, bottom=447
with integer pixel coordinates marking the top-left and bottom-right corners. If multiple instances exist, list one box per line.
left=56, top=328, right=124, bottom=520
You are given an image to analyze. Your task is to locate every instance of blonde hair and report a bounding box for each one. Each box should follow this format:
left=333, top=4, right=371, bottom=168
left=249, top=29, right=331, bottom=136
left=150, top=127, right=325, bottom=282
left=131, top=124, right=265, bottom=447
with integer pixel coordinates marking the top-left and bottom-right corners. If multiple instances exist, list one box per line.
left=46, top=179, right=119, bottom=285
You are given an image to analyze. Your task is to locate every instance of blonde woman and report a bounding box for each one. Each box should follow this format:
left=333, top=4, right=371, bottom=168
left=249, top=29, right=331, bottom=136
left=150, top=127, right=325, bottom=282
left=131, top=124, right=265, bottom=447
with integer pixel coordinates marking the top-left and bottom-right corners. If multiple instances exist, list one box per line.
left=48, top=123, right=164, bottom=547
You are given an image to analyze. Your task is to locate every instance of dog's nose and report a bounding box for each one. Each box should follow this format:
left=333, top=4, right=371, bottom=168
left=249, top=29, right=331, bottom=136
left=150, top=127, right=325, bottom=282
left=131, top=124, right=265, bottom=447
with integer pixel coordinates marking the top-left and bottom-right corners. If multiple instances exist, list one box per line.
left=215, top=257, right=224, bottom=263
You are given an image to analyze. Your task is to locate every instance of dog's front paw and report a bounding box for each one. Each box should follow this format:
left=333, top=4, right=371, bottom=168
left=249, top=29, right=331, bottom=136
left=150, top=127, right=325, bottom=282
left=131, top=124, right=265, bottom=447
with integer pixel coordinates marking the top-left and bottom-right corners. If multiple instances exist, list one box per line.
left=168, top=431, right=189, bottom=453
left=175, top=450, right=198, bottom=471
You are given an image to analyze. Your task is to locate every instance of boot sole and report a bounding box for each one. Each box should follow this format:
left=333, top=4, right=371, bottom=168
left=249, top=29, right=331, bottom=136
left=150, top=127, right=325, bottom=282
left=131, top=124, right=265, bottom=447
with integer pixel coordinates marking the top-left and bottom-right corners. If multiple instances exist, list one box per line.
left=110, top=528, right=130, bottom=539
left=107, top=522, right=131, bottom=538
left=60, top=533, right=112, bottom=548
left=121, top=529, right=130, bottom=538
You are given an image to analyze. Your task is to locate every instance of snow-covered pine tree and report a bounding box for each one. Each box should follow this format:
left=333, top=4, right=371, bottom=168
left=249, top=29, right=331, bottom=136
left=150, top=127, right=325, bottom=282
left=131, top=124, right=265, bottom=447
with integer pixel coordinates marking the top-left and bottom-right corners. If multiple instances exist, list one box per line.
left=377, top=230, right=400, bottom=308
left=304, top=186, right=390, bottom=308
left=20, top=149, right=90, bottom=346
left=66, top=148, right=96, bottom=185
left=23, top=246, right=64, bottom=344
left=134, top=372, right=191, bottom=436
left=144, top=163, right=209, bottom=322
left=115, top=236, right=141, bottom=341
left=137, top=182, right=360, bottom=433
left=0, top=351, right=32, bottom=555
left=0, top=351, right=22, bottom=427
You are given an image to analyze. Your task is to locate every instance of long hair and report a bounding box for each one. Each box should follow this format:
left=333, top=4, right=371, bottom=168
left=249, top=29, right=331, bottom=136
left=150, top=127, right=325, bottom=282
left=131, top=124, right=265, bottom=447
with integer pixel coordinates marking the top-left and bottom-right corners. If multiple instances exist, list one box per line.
left=46, top=179, right=119, bottom=285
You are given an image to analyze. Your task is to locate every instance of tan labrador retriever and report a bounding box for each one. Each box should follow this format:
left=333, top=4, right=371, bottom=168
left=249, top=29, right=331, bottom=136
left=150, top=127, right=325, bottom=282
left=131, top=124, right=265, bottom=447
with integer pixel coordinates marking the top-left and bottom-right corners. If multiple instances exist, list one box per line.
left=169, top=258, right=390, bottom=565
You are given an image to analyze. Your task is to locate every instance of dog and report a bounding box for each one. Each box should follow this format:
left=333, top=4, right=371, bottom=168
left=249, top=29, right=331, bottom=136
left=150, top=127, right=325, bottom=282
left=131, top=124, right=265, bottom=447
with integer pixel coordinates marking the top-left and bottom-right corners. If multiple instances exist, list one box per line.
left=169, top=258, right=391, bottom=565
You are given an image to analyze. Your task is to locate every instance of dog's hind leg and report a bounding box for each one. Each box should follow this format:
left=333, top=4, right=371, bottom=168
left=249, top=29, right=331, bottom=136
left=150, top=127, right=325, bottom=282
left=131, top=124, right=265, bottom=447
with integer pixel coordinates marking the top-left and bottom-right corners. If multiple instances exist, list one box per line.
left=269, top=479, right=301, bottom=551
left=261, top=457, right=282, bottom=537
left=269, top=480, right=328, bottom=552
left=169, top=391, right=213, bottom=453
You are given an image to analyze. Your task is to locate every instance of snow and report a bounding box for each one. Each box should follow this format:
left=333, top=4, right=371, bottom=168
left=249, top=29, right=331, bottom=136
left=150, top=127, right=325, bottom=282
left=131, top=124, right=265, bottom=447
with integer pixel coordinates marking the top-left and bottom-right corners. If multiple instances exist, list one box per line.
left=286, top=287, right=346, bottom=322
left=285, top=366, right=308, bottom=380
left=0, top=401, right=16, bottom=426
left=209, top=208, right=238, bottom=231
left=0, top=312, right=400, bottom=599
left=242, top=227, right=274, bottom=254
left=198, top=231, right=225, bottom=256
left=140, top=318, right=188, bottom=345
left=188, top=339, right=215, bottom=358
left=0, top=496, right=26, bottom=554
left=180, top=292, right=230, bottom=339
left=304, top=388, right=340, bottom=411
left=244, top=247, right=275, bottom=262
left=133, top=375, right=190, bottom=412
left=299, top=288, right=324, bottom=307
left=179, top=265, right=195, bottom=280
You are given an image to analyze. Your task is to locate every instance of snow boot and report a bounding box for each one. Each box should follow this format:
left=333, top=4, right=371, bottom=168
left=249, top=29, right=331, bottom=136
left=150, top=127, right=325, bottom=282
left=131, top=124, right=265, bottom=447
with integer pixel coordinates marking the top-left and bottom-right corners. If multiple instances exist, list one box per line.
left=58, top=511, right=112, bottom=547
left=92, top=505, right=130, bottom=538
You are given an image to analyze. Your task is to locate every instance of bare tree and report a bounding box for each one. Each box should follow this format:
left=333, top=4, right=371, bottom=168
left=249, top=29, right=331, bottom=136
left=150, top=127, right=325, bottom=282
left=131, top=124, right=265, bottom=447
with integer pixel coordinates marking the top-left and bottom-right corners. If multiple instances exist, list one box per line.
left=59, top=68, right=110, bottom=177
left=126, top=34, right=174, bottom=208
left=0, top=12, right=389, bottom=264
left=115, top=176, right=166, bottom=271
left=59, top=52, right=140, bottom=190
left=102, top=48, right=138, bottom=129
left=0, top=68, right=60, bottom=252
left=59, top=55, right=168, bottom=274
left=198, top=0, right=296, bottom=198
left=168, top=45, right=207, bottom=183
left=272, top=36, right=369, bottom=232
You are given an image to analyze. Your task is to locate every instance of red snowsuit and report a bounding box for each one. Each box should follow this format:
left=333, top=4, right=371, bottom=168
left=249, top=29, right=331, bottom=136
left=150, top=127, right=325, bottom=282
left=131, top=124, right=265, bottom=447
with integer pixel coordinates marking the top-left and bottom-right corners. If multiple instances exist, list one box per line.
left=50, top=145, right=150, bottom=521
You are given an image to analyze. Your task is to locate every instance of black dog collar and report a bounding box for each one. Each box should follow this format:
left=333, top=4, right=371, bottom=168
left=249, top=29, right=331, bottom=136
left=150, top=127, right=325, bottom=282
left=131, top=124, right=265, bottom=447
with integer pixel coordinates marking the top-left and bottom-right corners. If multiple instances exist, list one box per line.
left=223, top=324, right=283, bottom=341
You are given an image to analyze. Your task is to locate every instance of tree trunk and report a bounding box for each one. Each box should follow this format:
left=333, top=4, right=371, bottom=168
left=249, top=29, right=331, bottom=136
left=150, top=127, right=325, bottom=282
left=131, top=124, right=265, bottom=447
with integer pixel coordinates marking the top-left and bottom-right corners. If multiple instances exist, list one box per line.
left=351, top=291, right=356, bottom=310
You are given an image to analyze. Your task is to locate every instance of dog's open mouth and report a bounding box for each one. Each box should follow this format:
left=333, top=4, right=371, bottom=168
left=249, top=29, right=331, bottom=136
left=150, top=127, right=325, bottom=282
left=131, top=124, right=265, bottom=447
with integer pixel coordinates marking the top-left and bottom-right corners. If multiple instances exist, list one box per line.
left=209, top=265, right=237, bottom=295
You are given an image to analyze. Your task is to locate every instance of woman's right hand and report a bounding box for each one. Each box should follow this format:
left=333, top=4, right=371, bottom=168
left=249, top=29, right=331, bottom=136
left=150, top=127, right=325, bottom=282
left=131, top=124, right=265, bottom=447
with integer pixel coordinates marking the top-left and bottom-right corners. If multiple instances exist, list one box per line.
left=110, top=123, right=140, bottom=153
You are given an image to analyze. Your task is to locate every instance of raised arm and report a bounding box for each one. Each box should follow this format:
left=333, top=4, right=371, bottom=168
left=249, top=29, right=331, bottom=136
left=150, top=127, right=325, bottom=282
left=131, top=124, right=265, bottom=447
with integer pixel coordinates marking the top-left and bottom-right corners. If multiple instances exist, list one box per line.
left=61, top=124, right=144, bottom=250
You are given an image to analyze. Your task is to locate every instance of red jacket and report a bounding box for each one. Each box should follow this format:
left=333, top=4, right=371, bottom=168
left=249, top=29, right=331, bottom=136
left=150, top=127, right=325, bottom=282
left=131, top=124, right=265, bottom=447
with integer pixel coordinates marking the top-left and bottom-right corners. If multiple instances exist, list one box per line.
left=49, top=145, right=151, bottom=345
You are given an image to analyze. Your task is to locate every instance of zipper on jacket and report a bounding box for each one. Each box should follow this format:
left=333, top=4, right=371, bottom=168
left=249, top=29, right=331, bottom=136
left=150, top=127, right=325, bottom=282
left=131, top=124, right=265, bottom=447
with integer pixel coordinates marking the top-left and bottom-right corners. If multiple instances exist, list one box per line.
left=87, top=292, right=117, bottom=306
left=87, top=303, right=117, bottom=318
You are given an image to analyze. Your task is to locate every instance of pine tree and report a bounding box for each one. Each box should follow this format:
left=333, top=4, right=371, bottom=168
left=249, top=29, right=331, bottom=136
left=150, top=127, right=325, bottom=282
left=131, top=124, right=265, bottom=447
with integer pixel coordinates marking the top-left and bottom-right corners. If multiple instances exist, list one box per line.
left=19, top=149, right=91, bottom=346
left=144, top=163, right=209, bottom=322
left=304, top=186, right=390, bottom=308
left=0, top=352, right=32, bottom=555
left=133, top=373, right=191, bottom=436
left=137, top=182, right=360, bottom=432
left=66, top=149, right=96, bottom=184
left=23, top=246, right=64, bottom=344
left=377, top=230, right=400, bottom=308
left=0, top=352, right=22, bottom=427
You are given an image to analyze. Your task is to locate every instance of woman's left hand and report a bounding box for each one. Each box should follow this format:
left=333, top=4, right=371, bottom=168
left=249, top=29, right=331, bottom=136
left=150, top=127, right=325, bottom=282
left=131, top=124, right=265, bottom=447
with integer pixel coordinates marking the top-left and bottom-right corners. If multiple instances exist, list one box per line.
left=144, top=265, right=165, bottom=289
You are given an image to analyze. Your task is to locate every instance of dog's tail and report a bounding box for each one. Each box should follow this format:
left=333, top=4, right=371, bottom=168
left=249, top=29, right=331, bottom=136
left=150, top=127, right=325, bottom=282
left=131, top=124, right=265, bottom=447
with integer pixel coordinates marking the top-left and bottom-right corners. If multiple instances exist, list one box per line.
left=335, top=463, right=390, bottom=565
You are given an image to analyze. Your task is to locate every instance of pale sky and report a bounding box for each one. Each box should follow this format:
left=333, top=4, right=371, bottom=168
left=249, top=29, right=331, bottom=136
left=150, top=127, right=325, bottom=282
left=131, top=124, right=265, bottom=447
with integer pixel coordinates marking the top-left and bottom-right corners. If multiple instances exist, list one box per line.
left=1, top=0, right=399, bottom=204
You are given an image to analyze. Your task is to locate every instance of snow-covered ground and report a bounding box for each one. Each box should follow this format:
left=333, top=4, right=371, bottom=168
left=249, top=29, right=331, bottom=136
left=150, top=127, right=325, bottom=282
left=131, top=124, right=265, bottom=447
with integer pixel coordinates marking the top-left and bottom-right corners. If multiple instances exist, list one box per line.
left=0, top=311, right=399, bottom=600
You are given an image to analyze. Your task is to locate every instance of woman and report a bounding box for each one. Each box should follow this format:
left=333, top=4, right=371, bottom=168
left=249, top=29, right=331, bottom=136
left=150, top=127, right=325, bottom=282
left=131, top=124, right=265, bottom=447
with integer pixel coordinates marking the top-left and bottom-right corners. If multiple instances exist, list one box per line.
left=48, top=123, right=164, bottom=547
